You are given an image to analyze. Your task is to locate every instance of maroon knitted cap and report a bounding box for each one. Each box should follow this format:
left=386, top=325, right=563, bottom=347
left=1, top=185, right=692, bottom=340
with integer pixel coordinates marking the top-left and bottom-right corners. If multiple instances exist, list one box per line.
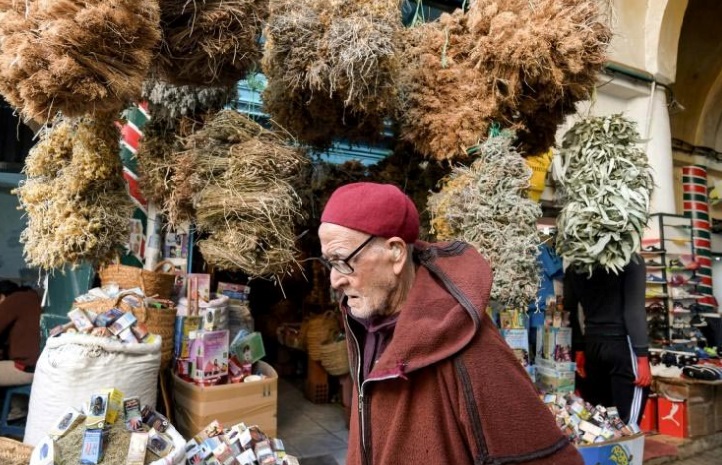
left=321, top=182, right=420, bottom=243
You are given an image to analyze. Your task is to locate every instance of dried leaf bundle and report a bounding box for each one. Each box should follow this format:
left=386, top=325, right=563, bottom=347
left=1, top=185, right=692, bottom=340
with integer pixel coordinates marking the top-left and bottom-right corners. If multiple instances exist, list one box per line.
left=167, top=109, right=306, bottom=277
left=262, top=0, right=401, bottom=148
left=399, top=0, right=610, bottom=161
left=156, top=0, right=268, bottom=86
left=14, top=118, right=133, bottom=270
left=428, top=132, right=541, bottom=308
left=555, top=114, right=654, bottom=275
left=142, top=80, right=237, bottom=122
left=0, top=0, right=161, bottom=123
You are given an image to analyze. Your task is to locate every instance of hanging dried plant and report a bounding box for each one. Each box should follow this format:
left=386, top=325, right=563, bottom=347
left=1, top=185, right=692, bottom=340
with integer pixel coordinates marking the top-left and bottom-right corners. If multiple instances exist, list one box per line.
left=141, top=80, right=237, bottom=122
left=156, top=0, right=268, bottom=86
left=159, top=109, right=308, bottom=277
left=0, top=0, right=161, bottom=123
left=555, top=114, right=654, bottom=275
left=399, top=0, right=610, bottom=161
left=14, top=117, right=133, bottom=270
left=262, top=0, right=401, bottom=148
left=428, top=132, right=541, bottom=308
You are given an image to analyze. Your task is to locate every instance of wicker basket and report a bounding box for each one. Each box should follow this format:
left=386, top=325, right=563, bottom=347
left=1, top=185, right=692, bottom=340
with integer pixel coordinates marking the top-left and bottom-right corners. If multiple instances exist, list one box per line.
left=0, top=437, right=32, bottom=465
left=305, top=312, right=339, bottom=361
left=319, top=339, right=350, bottom=376
left=99, top=260, right=177, bottom=299
left=145, top=298, right=179, bottom=370
left=73, top=291, right=148, bottom=319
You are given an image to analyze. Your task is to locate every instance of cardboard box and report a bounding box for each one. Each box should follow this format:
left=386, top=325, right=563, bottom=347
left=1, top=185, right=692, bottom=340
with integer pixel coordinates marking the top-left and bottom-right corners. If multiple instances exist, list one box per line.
left=173, top=361, right=277, bottom=439
left=577, top=433, right=644, bottom=465
left=535, top=360, right=575, bottom=394
left=639, top=397, right=657, bottom=433
left=655, top=379, right=717, bottom=438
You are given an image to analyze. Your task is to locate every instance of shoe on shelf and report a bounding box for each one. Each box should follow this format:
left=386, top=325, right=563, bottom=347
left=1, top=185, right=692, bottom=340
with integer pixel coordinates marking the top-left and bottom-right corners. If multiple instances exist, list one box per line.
left=645, top=289, right=669, bottom=299
left=671, top=288, right=703, bottom=300
left=672, top=301, right=691, bottom=314
left=645, top=260, right=664, bottom=267
left=668, top=258, right=700, bottom=271
left=646, top=274, right=666, bottom=283
left=668, top=274, right=686, bottom=286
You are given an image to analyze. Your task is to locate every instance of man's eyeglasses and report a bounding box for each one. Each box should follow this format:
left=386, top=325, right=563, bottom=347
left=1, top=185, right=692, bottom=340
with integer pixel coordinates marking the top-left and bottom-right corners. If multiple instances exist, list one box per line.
left=318, top=235, right=376, bottom=275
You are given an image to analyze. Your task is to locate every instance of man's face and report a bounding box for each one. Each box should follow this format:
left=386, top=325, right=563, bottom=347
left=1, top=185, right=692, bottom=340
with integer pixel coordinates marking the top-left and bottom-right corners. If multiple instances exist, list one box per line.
left=319, top=223, right=400, bottom=319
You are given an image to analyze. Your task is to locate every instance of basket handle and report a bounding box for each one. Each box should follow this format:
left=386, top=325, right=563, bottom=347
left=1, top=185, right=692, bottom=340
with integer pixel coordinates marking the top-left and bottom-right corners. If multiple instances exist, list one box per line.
left=112, top=290, right=148, bottom=323
left=154, top=260, right=177, bottom=273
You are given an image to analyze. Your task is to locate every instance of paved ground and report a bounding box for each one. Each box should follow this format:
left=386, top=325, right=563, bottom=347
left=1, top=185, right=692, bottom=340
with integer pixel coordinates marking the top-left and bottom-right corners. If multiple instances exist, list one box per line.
left=665, top=446, right=722, bottom=465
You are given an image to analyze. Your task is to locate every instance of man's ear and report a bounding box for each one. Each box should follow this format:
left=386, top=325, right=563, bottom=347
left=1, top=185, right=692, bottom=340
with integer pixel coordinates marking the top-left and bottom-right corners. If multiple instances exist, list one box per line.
left=386, top=238, right=408, bottom=274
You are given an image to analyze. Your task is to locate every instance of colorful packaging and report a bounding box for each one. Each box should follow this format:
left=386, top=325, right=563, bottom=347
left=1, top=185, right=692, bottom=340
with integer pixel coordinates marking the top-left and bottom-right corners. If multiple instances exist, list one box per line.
left=68, top=308, right=94, bottom=333
left=29, top=435, right=55, bottom=465
left=48, top=407, right=84, bottom=440
left=124, top=397, right=143, bottom=431
left=131, top=322, right=149, bottom=341
left=85, top=393, right=110, bottom=429
left=236, top=449, right=257, bottom=465
left=95, top=308, right=124, bottom=327
left=80, top=429, right=104, bottom=464
left=126, top=432, right=148, bottom=465
left=118, top=327, right=138, bottom=344
left=109, top=312, right=137, bottom=336
left=191, top=330, right=230, bottom=382
left=254, top=440, right=276, bottom=465
left=141, top=406, right=169, bottom=433
left=101, top=388, right=125, bottom=424
left=230, top=331, right=265, bottom=365
left=147, top=428, right=173, bottom=457
left=174, top=315, right=202, bottom=359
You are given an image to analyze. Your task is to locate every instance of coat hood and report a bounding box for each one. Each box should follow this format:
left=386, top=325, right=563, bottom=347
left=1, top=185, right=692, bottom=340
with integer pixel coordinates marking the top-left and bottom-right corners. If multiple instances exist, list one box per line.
left=351, top=240, right=493, bottom=378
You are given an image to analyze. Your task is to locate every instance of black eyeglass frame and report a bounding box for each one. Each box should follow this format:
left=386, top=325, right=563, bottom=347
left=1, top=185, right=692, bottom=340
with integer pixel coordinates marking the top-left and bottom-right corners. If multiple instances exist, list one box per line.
left=318, top=235, right=376, bottom=275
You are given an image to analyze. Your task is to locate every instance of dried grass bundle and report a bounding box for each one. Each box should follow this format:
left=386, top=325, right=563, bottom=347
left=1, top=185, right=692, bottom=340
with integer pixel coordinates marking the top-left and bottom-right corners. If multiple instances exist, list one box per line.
left=0, top=0, right=161, bottom=123
left=399, top=0, right=610, bottom=161
left=262, top=0, right=401, bottom=148
left=142, top=79, right=237, bottom=122
left=135, top=117, right=180, bottom=207
left=156, top=0, right=268, bottom=86
left=14, top=117, right=133, bottom=270
left=428, top=132, right=541, bottom=308
left=173, top=109, right=306, bottom=277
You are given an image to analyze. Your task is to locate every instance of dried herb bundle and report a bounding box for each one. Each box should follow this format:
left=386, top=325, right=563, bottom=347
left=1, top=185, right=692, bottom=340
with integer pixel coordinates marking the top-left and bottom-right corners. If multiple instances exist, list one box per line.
left=555, top=114, right=654, bottom=275
left=399, top=0, right=610, bottom=161
left=0, top=0, right=161, bottom=123
left=428, top=132, right=541, bottom=308
left=262, top=0, right=401, bottom=148
left=156, top=0, right=268, bottom=86
left=173, top=110, right=307, bottom=277
left=14, top=118, right=133, bottom=270
left=142, top=80, right=237, bottom=122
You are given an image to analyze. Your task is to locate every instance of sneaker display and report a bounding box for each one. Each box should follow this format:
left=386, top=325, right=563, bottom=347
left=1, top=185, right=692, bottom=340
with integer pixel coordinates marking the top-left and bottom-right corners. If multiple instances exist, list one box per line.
left=645, top=289, right=668, bottom=299
left=645, top=260, right=664, bottom=267
left=672, top=301, right=691, bottom=314
left=670, top=288, right=703, bottom=300
left=646, top=274, right=666, bottom=283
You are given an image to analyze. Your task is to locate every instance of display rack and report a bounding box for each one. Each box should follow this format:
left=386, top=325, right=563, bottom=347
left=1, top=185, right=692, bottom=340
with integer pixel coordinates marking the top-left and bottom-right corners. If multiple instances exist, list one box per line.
left=643, top=213, right=706, bottom=348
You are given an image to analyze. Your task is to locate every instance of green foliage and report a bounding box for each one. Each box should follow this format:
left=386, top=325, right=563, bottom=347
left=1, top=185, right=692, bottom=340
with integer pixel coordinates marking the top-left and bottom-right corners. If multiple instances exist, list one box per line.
left=555, top=114, right=654, bottom=275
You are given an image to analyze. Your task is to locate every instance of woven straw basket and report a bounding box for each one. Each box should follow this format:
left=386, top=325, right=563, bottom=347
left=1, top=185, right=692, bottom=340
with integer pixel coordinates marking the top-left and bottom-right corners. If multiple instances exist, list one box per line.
left=0, top=437, right=32, bottom=465
left=305, top=312, right=339, bottom=361
left=74, top=292, right=177, bottom=369
left=319, top=339, right=350, bottom=376
left=99, top=260, right=177, bottom=299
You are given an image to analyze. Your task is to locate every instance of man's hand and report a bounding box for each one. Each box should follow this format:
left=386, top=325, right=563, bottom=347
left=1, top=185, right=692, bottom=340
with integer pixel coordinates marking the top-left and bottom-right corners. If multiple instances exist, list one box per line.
left=575, top=351, right=586, bottom=378
left=635, top=356, right=651, bottom=387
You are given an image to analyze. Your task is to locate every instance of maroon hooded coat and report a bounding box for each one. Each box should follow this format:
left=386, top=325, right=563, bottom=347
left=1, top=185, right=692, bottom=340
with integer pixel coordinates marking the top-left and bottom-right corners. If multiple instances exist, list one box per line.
left=343, top=241, right=583, bottom=465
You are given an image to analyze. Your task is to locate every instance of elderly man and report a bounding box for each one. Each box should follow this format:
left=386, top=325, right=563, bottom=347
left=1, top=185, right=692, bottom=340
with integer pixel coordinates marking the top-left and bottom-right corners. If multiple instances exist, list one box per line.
left=318, top=182, right=582, bottom=465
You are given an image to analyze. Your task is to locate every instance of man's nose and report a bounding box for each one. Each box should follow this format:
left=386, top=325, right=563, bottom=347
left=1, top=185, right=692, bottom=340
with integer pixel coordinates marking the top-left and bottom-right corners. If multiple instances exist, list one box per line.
left=329, top=267, right=348, bottom=289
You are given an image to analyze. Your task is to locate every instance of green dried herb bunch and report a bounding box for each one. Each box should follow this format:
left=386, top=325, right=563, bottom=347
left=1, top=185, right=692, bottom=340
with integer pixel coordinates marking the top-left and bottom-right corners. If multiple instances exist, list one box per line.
left=428, top=132, right=541, bottom=309
left=555, top=113, right=655, bottom=275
